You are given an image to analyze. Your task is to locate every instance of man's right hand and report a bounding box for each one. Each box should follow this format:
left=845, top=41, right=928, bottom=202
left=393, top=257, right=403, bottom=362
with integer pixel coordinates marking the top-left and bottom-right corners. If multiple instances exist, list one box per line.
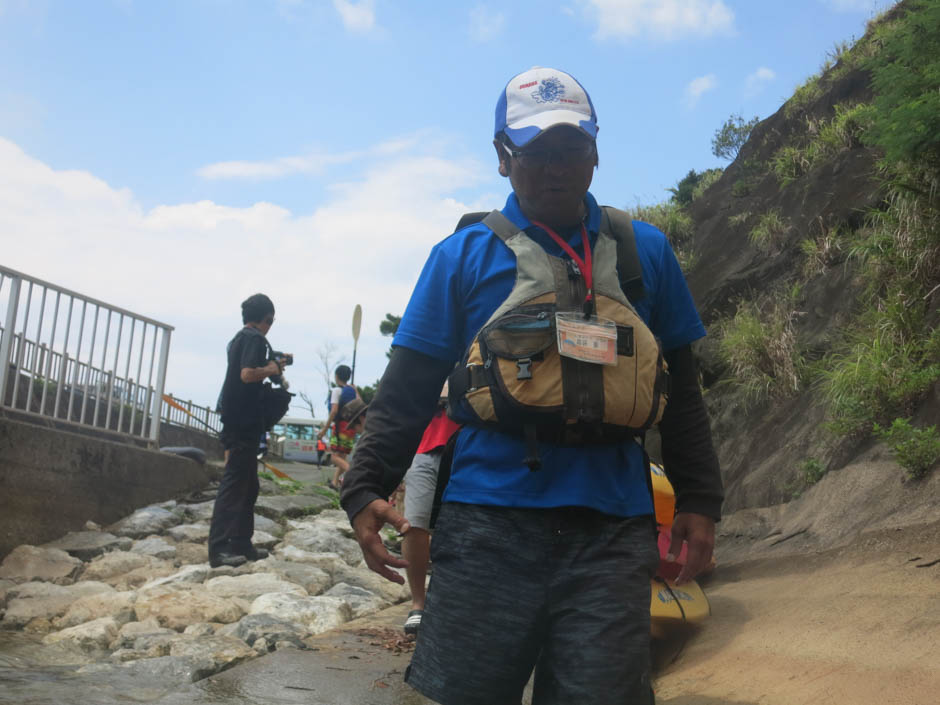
left=351, top=499, right=411, bottom=584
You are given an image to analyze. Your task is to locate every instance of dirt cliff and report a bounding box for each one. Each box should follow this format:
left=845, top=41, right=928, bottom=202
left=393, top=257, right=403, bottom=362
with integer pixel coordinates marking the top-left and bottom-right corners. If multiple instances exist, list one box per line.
left=677, top=0, right=939, bottom=542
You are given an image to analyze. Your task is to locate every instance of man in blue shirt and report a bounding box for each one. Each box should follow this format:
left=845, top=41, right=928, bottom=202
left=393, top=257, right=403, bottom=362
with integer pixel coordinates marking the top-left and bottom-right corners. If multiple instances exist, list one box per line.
left=341, top=67, right=723, bottom=705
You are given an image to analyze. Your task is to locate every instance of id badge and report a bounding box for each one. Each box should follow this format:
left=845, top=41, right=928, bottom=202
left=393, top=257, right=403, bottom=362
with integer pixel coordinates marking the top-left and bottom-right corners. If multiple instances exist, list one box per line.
left=555, top=312, right=618, bottom=365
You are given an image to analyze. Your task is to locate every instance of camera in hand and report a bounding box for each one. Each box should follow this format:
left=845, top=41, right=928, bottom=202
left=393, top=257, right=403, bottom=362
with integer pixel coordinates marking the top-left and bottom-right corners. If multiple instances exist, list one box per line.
left=272, top=351, right=293, bottom=366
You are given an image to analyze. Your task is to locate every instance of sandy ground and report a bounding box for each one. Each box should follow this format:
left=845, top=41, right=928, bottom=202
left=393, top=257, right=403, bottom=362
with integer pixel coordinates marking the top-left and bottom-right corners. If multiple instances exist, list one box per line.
left=653, top=520, right=940, bottom=705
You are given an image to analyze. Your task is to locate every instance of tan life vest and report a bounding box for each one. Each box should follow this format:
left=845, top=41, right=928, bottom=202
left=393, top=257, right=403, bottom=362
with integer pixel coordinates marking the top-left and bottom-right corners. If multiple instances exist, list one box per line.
left=447, top=207, right=669, bottom=469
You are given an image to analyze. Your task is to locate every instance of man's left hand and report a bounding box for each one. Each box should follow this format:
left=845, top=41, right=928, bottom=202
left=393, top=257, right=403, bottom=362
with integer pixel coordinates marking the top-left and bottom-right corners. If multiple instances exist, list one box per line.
left=666, top=512, right=715, bottom=585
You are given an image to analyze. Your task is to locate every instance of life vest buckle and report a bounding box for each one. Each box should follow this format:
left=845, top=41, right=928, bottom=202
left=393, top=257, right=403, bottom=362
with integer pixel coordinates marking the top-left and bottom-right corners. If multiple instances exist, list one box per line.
left=517, top=358, right=533, bottom=380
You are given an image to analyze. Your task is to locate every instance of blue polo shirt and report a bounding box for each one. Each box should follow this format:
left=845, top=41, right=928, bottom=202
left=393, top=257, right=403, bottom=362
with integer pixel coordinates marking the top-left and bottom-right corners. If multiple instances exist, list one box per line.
left=393, top=191, right=706, bottom=517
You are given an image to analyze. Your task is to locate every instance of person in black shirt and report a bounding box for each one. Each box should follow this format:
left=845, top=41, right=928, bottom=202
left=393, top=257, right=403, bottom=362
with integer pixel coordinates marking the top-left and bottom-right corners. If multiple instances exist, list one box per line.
left=209, top=293, right=289, bottom=568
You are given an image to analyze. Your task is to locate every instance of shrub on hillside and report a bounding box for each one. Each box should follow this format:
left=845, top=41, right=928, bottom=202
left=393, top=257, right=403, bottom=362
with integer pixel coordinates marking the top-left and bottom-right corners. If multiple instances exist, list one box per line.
left=718, top=295, right=805, bottom=404
left=860, top=0, right=940, bottom=171
left=749, top=210, right=789, bottom=252
left=819, top=328, right=940, bottom=435
left=874, top=418, right=940, bottom=480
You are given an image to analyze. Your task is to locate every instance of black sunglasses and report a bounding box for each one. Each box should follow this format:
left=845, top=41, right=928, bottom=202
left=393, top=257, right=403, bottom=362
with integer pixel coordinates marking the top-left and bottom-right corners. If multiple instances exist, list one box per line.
left=502, top=141, right=595, bottom=169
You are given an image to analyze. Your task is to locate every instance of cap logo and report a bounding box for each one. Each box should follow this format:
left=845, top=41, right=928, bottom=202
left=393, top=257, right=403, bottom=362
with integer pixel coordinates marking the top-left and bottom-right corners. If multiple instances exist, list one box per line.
left=532, top=77, right=565, bottom=104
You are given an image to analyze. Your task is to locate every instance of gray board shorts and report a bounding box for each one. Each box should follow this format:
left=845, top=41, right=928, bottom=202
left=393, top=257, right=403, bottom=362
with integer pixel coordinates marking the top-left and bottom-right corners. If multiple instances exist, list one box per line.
left=403, top=450, right=442, bottom=531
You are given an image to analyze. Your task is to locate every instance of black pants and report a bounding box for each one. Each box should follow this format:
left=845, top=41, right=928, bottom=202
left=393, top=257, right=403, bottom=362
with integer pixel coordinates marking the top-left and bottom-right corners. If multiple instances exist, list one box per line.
left=208, top=428, right=260, bottom=558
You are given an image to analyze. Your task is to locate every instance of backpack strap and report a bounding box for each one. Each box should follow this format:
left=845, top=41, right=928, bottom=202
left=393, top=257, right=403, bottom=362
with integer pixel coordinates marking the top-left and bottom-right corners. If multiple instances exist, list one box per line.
left=481, top=210, right=522, bottom=242
left=458, top=207, right=646, bottom=303
left=455, top=211, right=490, bottom=231
left=601, top=206, right=646, bottom=304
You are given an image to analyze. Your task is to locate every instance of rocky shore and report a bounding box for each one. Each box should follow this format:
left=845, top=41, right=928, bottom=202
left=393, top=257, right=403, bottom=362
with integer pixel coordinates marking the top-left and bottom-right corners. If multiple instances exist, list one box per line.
left=0, top=477, right=409, bottom=702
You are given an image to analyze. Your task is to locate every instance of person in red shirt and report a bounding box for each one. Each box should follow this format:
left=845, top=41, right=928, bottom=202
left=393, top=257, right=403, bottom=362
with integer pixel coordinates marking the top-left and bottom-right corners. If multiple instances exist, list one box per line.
left=401, top=384, right=460, bottom=636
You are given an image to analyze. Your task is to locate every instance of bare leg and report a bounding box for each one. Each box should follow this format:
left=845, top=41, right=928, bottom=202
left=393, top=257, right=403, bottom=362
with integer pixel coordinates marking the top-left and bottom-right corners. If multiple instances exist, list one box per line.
left=402, top=527, right=431, bottom=610
left=331, top=453, right=349, bottom=488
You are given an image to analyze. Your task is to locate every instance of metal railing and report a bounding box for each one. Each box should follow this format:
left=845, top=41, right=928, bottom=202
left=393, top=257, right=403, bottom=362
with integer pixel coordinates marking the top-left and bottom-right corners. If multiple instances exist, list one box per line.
left=1, top=265, right=173, bottom=444
left=161, top=394, right=222, bottom=436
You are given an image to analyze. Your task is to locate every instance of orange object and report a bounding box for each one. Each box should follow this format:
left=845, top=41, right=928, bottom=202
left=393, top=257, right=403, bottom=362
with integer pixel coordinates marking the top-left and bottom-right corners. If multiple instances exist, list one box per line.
left=260, top=460, right=295, bottom=482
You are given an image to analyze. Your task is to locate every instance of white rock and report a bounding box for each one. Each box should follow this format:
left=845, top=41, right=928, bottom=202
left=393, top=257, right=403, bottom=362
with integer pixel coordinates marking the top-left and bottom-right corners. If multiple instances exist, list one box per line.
left=168, top=634, right=257, bottom=674
left=331, top=562, right=410, bottom=604
left=248, top=592, right=351, bottom=635
left=43, top=616, right=119, bottom=652
left=110, top=506, right=180, bottom=539
left=130, top=536, right=177, bottom=560
left=324, top=582, right=390, bottom=619
left=54, top=590, right=137, bottom=629
left=134, top=586, right=244, bottom=631
left=0, top=578, right=15, bottom=608
left=311, top=510, right=356, bottom=538
left=180, top=500, right=214, bottom=522
left=80, top=551, right=154, bottom=582
left=109, top=617, right=175, bottom=650
left=0, top=545, right=83, bottom=584
left=273, top=546, right=344, bottom=572
left=249, top=559, right=331, bottom=596
left=205, top=573, right=307, bottom=602
left=139, top=565, right=209, bottom=591
left=279, top=524, right=362, bottom=566
left=250, top=530, right=278, bottom=550
left=166, top=523, right=210, bottom=543
left=43, top=532, right=132, bottom=561
left=2, top=581, right=115, bottom=628
left=253, top=514, right=282, bottom=537
left=106, top=560, right=177, bottom=590
left=183, top=622, right=217, bottom=637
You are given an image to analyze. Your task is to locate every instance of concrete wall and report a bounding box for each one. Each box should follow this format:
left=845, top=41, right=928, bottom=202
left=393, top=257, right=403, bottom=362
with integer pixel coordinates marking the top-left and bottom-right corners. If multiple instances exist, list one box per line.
left=0, top=416, right=214, bottom=559
left=159, top=422, right=223, bottom=461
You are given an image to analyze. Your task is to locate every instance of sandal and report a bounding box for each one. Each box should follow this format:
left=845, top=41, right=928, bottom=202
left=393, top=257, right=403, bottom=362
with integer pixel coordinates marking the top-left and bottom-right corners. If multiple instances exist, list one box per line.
left=403, top=609, right=422, bottom=635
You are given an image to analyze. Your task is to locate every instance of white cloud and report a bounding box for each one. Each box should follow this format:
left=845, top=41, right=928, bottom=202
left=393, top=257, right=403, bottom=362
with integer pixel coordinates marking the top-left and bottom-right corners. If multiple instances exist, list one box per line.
left=745, top=66, right=775, bottom=96
left=198, top=151, right=361, bottom=180
left=684, top=73, right=717, bottom=107
left=0, top=135, right=490, bottom=410
left=197, top=136, right=419, bottom=181
left=584, top=0, right=735, bottom=41
left=468, top=5, right=506, bottom=42
left=332, top=0, right=375, bottom=33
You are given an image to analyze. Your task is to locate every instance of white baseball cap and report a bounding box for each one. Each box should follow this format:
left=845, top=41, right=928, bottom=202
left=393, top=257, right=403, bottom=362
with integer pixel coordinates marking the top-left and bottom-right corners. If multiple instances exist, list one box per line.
left=495, top=67, right=598, bottom=147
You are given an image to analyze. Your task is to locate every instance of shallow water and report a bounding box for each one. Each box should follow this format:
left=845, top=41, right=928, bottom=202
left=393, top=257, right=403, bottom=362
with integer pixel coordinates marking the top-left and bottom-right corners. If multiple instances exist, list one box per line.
left=0, top=632, right=176, bottom=704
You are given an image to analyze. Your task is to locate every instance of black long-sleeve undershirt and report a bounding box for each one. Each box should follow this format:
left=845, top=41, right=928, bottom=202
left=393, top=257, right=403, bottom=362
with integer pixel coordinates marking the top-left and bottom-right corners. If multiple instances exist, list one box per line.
left=659, top=344, right=724, bottom=521
left=340, top=347, right=453, bottom=522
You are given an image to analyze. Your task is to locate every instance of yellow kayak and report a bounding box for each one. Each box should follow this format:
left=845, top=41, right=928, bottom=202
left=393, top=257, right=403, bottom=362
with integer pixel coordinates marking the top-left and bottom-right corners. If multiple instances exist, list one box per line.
left=649, top=576, right=711, bottom=640
left=650, top=462, right=676, bottom=527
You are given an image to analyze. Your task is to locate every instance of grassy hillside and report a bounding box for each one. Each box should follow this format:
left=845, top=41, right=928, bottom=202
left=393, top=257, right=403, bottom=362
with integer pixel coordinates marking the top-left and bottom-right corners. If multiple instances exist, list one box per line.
left=638, top=0, right=940, bottom=510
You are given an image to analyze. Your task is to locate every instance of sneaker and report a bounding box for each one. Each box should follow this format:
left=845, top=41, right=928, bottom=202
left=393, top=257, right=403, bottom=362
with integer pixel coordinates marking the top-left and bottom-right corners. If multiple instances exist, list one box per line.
left=209, top=552, right=248, bottom=568
left=403, top=609, right=422, bottom=635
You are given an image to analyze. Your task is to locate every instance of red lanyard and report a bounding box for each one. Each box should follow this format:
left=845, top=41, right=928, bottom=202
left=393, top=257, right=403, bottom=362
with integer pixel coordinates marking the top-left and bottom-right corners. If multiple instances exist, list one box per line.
left=531, top=220, right=594, bottom=308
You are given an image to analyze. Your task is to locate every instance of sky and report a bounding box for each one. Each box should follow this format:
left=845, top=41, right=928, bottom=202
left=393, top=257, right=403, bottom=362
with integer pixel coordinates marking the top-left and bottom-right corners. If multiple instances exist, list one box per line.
left=0, top=0, right=891, bottom=418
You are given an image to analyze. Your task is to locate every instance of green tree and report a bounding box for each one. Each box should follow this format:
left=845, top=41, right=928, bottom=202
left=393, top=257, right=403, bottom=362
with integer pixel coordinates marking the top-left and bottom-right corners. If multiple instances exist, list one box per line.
left=357, top=382, right=378, bottom=405
left=379, top=313, right=402, bottom=337
left=380, top=313, right=402, bottom=359
left=668, top=170, right=701, bottom=206
left=711, top=114, right=760, bottom=161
